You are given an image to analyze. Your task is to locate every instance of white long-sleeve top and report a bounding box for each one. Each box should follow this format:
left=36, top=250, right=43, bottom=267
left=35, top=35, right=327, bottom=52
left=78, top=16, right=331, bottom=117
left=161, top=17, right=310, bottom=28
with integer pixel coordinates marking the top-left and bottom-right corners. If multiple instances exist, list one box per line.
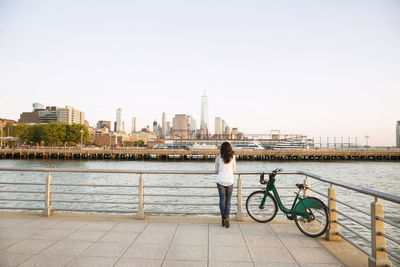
left=215, top=154, right=236, bottom=186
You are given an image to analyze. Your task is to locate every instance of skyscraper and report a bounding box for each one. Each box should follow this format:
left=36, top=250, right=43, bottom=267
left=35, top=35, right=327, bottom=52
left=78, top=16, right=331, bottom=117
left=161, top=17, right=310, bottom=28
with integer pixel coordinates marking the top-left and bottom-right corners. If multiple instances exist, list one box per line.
left=162, top=112, right=167, bottom=137
left=116, top=108, right=122, bottom=132
left=215, top=117, right=222, bottom=138
left=173, top=114, right=189, bottom=139
left=200, top=93, right=209, bottom=137
left=396, top=121, right=400, bottom=148
left=132, top=117, right=137, bottom=133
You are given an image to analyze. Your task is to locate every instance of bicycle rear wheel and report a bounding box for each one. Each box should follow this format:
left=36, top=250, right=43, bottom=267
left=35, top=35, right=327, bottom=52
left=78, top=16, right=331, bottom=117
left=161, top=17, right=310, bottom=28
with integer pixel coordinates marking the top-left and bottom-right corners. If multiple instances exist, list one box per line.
left=294, top=197, right=329, bottom=237
left=246, top=190, right=277, bottom=223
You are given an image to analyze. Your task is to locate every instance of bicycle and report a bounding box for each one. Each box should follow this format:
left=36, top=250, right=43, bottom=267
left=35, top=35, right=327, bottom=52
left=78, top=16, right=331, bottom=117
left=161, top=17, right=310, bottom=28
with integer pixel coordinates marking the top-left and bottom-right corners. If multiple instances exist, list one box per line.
left=246, top=168, right=329, bottom=237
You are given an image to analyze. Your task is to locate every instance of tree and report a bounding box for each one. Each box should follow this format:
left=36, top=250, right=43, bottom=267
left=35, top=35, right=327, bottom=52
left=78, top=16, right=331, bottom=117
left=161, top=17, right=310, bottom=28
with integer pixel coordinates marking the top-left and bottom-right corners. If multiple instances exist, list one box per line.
left=28, top=124, right=45, bottom=145
left=43, top=122, right=66, bottom=146
left=66, top=124, right=90, bottom=145
left=13, top=124, right=30, bottom=143
left=133, top=140, right=145, bottom=147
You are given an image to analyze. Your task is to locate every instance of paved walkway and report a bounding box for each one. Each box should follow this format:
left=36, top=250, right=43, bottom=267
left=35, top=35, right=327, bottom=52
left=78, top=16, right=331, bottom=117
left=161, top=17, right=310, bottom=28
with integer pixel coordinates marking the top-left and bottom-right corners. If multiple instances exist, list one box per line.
left=0, top=216, right=344, bottom=267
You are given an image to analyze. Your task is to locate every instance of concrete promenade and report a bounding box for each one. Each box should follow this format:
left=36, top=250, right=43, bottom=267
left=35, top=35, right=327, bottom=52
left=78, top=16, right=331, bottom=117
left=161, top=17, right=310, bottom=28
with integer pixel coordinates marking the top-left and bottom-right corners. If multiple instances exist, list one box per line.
left=0, top=214, right=364, bottom=267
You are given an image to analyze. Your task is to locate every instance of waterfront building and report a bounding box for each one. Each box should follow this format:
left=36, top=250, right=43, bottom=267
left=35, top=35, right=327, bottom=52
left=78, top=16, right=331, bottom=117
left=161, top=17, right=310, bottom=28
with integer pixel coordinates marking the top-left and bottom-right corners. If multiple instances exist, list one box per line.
left=115, top=108, right=122, bottom=132
left=397, top=121, right=400, bottom=148
left=132, top=117, right=137, bottom=133
left=96, top=121, right=111, bottom=132
left=200, top=93, right=209, bottom=137
left=153, top=120, right=159, bottom=137
left=215, top=117, right=222, bottom=138
left=162, top=112, right=167, bottom=138
left=166, top=121, right=171, bottom=135
left=19, top=104, right=85, bottom=125
left=173, top=114, right=189, bottom=139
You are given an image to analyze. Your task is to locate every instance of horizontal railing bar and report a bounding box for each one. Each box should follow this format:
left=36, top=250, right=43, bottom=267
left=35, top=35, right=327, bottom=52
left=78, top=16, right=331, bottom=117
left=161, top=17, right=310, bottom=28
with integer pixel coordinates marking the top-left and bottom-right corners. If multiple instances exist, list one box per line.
left=333, top=198, right=371, bottom=216
left=0, top=182, right=45, bottom=186
left=378, top=231, right=400, bottom=246
left=52, top=183, right=138, bottom=188
left=144, top=194, right=221, bottom=197
left=51, top=191, right=138, bottom=196
left=52, top=208, right=137, bottom=213
left=52, top=200, right=138, bottom=205
left=336, top=232, right=371, bottom=257
left=145, top=202, right=219, bottom=206
left=335, top=220, right=371, bottom=244
left=146, top=185, right=217, bottom=189
left=0, top=207, right=42, bottom=210
left=0, top=198, right=43, bottom=202
left=382, top=248, right=400, bottom=261
left=301, top=170, right=400, bottom=204
left=376, top=216, right=400, bottom=229
left=308, top=188, right=328, bottom=198
left=334, top=209, right=371, bottom=230
left=146, top=211, right=221, bottom=215
left=0, top=190, right=44, bottom=194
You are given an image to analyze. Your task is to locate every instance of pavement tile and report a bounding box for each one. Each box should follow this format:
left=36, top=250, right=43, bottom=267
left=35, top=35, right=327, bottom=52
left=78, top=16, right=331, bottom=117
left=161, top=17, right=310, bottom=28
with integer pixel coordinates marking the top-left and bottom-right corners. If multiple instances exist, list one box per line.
left=0, top=238, right=20, bottom=250
left=239, top=224, right=274, bottom=235
left=270, top=224, right=300, bottom=236
left=300, top=264, right=344, bottom=267
left=115, top=258, right=162, bottom=267
left=82, top=241, right=130, bottom=258
left=49, top=220, right=89, bottom=229
left=209, top=262, right=254, bottom=267
left=143, top=222, right=177, bottom=233
left=254, top=263, right=300, bottom=267
left=39, top=240, right=93, bottom=256
left=209, top=233, right=246, bottom=247
left=123, top=243, right=169, bottom=259
left=290, top=247, right=340, bottom=264
left=165, top=245, right=208, bottom=261
left=29, top=229, right=75, bottom=240
left=279, top=235, right=322, bottom=248
left=0, top=252, right=33, bottom=267
left=162, top=260, right=207, bottom=267
left=23, top=219, right=63, bottom=229
left=98, top=231, right=139, bottom=243
left=69, top=256, right=118, bottom=267
left=172, top=232, right=208, bottom=245
left=209, top=223, right=241, bottom=234
left=111, top=221, right=148, bottom=233
left=243, top=235, right=283, bottom=248
left=249, top=246, right=297, bottom=264
left=175, top=223, right=208, bottom=234
left=19, top=254, right=76, bottom=267
left=135, top=232, right=174, bottom=244
left=209, top=246, right=252, bottom=262
left=0, top=229, right=38, bottom=239
left=5, top=239, right=56, bottom=254
left=65, top=230, right=106, bottom=241
left=78, top=221, right=117, bottom=232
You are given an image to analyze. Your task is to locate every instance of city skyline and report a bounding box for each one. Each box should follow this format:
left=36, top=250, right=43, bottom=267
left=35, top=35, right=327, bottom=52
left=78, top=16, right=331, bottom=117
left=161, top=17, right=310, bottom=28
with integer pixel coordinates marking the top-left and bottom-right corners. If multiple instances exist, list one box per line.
left=1, top=1, right=399, bottom=146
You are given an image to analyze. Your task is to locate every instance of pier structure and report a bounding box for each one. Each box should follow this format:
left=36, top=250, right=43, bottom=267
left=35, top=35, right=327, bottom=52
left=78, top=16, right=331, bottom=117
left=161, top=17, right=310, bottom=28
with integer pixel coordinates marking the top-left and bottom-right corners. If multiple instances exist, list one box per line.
left=1, top=148, right=400, bottom=161
left=0, top=168, right=399, bottom=266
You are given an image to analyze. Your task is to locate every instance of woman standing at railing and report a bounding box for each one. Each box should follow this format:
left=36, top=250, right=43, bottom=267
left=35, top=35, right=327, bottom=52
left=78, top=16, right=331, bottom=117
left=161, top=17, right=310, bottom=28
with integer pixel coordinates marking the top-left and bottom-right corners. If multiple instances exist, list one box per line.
left=215, top=141, right=236, bottom=228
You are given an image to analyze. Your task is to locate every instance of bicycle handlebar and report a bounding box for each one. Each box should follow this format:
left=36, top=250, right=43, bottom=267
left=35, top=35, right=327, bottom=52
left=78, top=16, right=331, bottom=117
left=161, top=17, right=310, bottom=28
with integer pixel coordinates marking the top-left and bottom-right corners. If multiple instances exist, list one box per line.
left=259, top=168, right=283, bottom=184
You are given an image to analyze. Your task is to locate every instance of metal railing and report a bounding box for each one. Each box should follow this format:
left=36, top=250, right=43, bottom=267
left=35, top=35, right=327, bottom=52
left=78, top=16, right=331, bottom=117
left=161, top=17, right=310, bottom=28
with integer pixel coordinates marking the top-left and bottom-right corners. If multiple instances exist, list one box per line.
left=0, top=167, right=399, bottom=266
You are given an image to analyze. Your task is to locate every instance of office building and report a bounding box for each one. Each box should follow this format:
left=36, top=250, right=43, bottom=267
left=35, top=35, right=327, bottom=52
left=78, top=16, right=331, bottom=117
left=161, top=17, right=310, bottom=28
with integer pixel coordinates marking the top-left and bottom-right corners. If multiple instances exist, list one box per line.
left=162, top=112, right=167, bottom=138
left=397, top=121, right=400, bottom=148
left=200, top=93, right=209, bottom=137
left=115, top=108, right=122, bottom=132
left=57, top=106, right=85, bottom=124
left=173, top=114, right=189, bottom=139
left=132, top=117, right=137, bottom=133
left=97, top=121, right=111, bottom=132
left=19, top=104, right=85, bottom=124
left=215, top=117, right=222, bottom=138
left=32, top=103, right=44, bottom=111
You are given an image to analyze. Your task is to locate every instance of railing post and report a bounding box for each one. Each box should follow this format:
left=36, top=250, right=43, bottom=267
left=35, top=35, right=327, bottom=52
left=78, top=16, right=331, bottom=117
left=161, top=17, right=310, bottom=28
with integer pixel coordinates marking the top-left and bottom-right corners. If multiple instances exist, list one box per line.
left=326, top=184, right=341, bottom=240
left=136, top=173, right=145, bottom=219
left=368, top=197, right=392, bottom=267
left=42, top=172, right=53, bottom=217
left=303, top=176, right=310, bottom=197
left=236, top=174, right=244, bottom=221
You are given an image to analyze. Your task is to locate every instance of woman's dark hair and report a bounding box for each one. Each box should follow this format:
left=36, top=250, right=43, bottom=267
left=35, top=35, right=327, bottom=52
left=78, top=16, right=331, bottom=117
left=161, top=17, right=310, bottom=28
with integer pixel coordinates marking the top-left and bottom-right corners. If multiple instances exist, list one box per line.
left=220, top=142, right=234, bottom=164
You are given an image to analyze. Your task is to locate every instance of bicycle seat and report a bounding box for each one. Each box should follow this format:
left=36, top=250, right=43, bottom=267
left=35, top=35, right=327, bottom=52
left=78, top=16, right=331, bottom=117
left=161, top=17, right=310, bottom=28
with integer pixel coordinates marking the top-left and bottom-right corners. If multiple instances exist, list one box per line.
left=296, top=183, right=309, bottom=190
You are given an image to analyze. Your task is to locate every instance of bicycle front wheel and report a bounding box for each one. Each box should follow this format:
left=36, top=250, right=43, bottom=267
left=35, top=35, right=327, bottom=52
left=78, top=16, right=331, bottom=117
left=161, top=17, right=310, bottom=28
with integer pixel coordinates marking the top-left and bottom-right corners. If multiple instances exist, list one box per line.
left=246, top=191, right=277, bottom=223
left=294, top=197, right=329, bottom=237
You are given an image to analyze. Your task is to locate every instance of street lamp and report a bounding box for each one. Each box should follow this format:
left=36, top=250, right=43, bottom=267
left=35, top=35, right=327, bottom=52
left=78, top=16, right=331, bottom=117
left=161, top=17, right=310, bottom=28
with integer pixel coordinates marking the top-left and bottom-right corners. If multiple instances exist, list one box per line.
left=80, top=129, right=84, bottom=150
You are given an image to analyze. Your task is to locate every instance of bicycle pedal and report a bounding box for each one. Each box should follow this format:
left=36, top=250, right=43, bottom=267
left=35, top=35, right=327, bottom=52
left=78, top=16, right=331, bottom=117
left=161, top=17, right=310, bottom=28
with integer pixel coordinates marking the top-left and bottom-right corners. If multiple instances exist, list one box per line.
left=286, top=214, right=294, bottom=220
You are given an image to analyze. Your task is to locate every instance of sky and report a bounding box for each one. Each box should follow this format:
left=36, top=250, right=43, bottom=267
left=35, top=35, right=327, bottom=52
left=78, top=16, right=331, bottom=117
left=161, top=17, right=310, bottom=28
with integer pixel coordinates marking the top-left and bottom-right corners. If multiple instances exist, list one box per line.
left=0, top=0, right=399, bottom=146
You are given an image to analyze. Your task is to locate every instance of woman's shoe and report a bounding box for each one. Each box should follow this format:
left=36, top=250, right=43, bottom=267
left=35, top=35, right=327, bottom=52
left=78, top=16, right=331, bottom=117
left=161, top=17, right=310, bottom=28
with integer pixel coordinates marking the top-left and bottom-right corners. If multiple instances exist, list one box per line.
left=221, top=218, right=225, bottom=227
left=225, top=219, right=230, bottom=228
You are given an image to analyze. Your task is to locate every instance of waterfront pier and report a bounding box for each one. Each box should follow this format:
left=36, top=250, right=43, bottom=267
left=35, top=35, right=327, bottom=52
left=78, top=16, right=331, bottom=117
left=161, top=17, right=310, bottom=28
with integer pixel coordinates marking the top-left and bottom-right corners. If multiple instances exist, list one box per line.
left=1, top=148, right=400, bottom=161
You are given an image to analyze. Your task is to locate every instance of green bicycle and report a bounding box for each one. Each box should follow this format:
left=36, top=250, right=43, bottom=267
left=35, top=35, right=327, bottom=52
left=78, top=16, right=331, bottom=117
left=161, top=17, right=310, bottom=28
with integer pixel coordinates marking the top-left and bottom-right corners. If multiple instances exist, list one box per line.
left=246, top=168, right=329, bottom=237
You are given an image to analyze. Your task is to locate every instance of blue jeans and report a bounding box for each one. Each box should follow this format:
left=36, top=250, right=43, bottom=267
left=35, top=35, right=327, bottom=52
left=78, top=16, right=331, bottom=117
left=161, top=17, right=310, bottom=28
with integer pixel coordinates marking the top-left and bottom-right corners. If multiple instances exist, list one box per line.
left=217, top=183, right=233, bottom=219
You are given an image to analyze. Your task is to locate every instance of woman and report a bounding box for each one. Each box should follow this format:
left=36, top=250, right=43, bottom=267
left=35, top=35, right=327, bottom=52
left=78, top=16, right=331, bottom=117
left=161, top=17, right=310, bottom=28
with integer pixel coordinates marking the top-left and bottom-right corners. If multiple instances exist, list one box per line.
left=215, top=141, right=236, bottom=228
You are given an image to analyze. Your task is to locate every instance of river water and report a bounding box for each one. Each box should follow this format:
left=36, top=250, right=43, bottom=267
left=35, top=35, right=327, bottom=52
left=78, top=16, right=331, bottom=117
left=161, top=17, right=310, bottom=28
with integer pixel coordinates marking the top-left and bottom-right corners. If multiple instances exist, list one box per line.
left=0, top=160, right=399, bottom=263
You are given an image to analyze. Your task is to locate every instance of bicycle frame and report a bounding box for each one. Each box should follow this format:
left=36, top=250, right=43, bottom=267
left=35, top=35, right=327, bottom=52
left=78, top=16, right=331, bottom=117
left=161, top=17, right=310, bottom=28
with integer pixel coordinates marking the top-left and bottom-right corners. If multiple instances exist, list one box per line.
left=260, top=178, right=310, bottom=218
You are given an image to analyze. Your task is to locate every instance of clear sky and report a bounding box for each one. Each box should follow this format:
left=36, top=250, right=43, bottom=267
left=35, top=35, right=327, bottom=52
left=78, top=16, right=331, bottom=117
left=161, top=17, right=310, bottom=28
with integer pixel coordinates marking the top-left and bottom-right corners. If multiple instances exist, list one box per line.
left=0, top=0, right=399, bottom=146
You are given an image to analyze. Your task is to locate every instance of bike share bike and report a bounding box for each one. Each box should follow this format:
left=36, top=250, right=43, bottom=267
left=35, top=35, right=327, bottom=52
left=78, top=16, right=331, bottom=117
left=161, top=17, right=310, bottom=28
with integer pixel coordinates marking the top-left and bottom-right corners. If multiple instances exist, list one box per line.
left=246, top=168, right=329, bottom=237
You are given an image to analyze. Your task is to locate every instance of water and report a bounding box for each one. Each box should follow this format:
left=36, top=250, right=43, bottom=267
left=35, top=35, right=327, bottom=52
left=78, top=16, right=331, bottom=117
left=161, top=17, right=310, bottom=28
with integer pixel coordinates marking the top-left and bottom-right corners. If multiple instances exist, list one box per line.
left=0, top=160, right=399, bottom=263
